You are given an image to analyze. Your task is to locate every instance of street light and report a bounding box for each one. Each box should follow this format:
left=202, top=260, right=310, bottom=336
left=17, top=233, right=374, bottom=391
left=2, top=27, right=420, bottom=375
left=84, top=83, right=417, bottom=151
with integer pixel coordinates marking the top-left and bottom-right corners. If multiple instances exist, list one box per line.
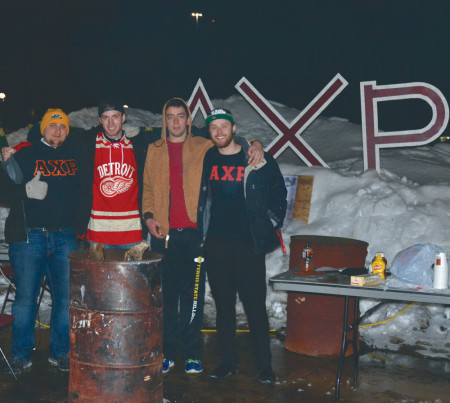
left=0, top=92, right=6, bottom=145
left=191, top=12, right=203, bottom=29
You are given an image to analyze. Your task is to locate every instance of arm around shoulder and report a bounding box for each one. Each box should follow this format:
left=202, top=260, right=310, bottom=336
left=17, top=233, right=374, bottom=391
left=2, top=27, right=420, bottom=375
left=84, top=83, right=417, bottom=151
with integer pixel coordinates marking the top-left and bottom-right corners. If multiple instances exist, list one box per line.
left=265, top=155, right=287, bottom=229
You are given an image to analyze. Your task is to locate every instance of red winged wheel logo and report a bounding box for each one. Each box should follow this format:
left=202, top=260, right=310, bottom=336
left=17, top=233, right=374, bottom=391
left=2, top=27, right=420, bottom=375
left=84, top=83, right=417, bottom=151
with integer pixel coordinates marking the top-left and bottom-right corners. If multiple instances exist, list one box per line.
left=100, top=176, right=133, bottom=197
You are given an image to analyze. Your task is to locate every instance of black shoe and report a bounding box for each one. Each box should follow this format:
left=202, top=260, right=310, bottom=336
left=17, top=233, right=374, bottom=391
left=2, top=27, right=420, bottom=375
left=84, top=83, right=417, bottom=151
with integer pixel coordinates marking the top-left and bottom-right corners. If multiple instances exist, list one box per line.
left=5, top=357, right=32, bottom=375
left=48, top=355, right=70, bottom=372
left=208, top=365, right=238, bottom=379
left=258, top=368, right=276, bottom=384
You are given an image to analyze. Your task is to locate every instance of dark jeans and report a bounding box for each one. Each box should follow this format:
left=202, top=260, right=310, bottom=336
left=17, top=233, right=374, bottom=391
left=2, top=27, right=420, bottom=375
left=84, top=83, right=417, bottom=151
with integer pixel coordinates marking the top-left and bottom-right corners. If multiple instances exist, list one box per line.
left=152, top=228, right=205, bottom=360
left=204, top=235, right=272, bottom=371
left=9, top=227, right=77, bottom=360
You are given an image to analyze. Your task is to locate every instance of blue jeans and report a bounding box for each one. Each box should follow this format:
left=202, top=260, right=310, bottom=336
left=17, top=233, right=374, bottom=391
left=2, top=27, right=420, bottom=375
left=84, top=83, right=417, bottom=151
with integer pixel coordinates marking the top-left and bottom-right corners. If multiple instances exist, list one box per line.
left=9, top=227, right=77, bottom=360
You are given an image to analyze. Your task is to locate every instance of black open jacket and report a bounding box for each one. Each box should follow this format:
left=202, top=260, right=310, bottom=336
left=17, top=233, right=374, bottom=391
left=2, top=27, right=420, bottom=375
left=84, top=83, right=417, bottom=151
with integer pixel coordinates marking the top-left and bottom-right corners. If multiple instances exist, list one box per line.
left=198, top=149, right=287, bottom=255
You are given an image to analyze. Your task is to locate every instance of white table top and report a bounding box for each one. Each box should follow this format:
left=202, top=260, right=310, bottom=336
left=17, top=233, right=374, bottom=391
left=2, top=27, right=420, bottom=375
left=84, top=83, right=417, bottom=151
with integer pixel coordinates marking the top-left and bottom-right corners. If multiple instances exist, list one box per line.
left=270, top=270, right=450, bottom=305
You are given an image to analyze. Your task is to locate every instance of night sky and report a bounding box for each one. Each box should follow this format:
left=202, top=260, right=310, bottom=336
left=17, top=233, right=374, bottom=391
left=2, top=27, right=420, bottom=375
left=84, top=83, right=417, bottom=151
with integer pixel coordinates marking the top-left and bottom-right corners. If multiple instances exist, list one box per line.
left=1, top=0, right=449, bottom=133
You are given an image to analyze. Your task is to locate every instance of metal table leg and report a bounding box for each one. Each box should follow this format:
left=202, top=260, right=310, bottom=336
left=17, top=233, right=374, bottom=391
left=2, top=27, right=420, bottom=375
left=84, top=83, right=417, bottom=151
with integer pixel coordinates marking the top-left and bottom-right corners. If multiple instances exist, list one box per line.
left=335, top=296, right=350, bottom=400
left=352, top=297, right=360, bottom=382
left=334, top=298, right=393, bottom=400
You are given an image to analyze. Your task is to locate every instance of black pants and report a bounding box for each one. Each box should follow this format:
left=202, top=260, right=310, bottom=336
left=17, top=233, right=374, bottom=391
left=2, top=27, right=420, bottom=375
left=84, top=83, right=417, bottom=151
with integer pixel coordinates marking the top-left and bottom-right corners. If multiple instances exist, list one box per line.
left=152, top=228, right=205, bottom=361
left=204, top=235, right=272, bottom=371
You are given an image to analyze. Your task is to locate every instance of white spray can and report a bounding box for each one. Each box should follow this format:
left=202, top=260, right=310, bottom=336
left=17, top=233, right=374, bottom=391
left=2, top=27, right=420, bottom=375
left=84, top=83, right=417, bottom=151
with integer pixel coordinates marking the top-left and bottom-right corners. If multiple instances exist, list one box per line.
left=433, top=253, right=448, bottom=289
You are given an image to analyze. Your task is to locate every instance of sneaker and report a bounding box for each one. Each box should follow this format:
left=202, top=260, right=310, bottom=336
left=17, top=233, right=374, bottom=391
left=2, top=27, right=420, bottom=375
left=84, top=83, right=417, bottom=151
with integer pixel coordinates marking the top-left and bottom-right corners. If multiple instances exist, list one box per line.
left=257, top=368, right=276, bottom=384
left=6, top=357, right=32, bottom=375
left=208, top=365, right=237, bottom=379
left=48, top=355, right=70, bottom=372
left=185, top=359, right=203, bottom=374
left=162, top=358, right=174, bottom=374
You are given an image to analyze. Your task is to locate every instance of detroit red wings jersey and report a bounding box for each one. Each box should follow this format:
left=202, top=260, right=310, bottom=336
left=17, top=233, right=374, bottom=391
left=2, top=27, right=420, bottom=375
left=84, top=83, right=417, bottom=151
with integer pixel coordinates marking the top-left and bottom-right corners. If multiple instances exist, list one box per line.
left=88, top=132, right=143, bottom=245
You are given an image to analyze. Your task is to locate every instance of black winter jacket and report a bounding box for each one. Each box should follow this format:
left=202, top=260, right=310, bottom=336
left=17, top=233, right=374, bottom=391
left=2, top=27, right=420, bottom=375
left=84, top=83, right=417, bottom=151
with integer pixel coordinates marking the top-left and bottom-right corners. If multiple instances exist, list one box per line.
left=1, top=134, right=82, bottom=242
left=1, top=125, right=86, bottom=243
left=198, top=149, right=287, bottom=254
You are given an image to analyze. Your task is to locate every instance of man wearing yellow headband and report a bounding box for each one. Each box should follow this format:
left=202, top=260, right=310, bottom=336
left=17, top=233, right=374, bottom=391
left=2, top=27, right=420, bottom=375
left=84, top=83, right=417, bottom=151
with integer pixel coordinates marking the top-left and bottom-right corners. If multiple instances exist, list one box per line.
left=1, top=108, right=80, bottom=375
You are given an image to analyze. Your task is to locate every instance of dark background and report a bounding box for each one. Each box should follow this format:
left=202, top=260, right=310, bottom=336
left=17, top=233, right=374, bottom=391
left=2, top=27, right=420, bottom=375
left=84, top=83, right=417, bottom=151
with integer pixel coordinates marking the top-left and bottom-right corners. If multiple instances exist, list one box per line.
left=0, top=0, right=449, bottom=133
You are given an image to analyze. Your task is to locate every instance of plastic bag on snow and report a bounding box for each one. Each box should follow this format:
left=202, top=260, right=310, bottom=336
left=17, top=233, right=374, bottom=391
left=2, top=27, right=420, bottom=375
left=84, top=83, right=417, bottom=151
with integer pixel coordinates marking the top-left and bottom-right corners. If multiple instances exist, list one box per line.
left=390, top=243, right=443, bottom=288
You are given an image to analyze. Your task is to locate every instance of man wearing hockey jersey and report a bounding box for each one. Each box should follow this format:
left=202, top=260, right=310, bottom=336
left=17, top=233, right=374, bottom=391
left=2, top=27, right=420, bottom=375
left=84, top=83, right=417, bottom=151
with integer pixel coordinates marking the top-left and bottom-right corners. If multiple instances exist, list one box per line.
left=75, top=98, right=161, bottom=249
left=86, top=100, right=143, bottom=246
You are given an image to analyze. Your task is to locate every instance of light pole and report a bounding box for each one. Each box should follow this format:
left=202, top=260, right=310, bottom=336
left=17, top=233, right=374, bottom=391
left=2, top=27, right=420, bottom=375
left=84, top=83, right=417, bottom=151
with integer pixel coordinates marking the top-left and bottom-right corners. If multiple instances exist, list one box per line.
left=0, top=92, right=5, bottom=126
left=0, top=92, right=7, bottom=148
left=191, top=12, right=203, bottom=29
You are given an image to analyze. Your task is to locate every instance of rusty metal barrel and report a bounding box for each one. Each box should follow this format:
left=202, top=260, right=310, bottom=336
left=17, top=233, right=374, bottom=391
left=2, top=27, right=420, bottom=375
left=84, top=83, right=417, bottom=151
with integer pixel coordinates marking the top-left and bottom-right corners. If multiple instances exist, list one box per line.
left=68, top=249, right=163, bottom=403
left=286, top=235, right=368, bottom=357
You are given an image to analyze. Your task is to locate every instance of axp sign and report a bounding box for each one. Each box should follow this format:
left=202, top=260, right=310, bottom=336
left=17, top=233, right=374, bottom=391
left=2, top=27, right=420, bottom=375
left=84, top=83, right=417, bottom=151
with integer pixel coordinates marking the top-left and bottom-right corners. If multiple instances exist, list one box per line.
left=187, top=75, right=449, bottom=172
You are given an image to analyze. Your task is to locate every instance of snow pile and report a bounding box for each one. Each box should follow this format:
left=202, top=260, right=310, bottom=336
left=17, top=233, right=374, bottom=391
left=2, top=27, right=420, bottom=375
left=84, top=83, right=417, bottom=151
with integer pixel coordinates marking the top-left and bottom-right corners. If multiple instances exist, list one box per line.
left=264, top=166, right=450, bottom=359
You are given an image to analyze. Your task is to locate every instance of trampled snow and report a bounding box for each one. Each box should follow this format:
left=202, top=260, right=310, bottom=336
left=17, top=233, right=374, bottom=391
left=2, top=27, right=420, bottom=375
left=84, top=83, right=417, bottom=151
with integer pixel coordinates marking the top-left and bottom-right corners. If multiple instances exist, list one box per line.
left=1, top=95, right=450, bottom=359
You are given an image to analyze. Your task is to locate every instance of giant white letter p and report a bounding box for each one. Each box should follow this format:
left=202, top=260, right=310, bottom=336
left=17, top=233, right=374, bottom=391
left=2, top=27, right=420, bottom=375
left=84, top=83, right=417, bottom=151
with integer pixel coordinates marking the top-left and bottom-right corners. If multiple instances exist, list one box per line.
left=361, top=81, right=449, bottom=171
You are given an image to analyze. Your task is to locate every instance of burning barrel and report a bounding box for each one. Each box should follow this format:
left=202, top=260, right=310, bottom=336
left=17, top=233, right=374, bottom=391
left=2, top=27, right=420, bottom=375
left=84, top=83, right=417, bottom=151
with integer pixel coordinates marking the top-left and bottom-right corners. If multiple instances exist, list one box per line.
left=68, top=249, right=163, bottom=403
left=286, top=235, right=368, bottom=357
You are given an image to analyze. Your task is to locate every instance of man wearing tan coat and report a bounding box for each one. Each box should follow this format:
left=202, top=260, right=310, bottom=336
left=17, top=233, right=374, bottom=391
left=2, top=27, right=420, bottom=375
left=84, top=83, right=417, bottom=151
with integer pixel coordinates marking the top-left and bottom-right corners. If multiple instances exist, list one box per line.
left=142, top=98, right=262, bottom=375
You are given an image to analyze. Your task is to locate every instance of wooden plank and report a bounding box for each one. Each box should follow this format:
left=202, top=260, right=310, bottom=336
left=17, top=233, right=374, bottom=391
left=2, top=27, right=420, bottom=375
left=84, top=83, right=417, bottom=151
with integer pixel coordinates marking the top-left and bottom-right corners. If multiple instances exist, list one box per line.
left=292, top=175, right=314, bottom=224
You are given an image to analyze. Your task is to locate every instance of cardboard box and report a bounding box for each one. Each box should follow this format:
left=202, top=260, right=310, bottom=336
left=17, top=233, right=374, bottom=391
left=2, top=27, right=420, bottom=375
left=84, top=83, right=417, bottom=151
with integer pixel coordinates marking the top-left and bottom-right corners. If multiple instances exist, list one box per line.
left=350, top=274, right=383, bottom=287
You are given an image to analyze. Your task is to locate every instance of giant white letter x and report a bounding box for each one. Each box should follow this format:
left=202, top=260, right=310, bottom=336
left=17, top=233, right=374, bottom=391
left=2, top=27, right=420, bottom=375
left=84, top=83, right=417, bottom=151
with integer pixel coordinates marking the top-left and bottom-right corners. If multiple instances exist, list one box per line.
left=235, top=74, right=348, bottom=167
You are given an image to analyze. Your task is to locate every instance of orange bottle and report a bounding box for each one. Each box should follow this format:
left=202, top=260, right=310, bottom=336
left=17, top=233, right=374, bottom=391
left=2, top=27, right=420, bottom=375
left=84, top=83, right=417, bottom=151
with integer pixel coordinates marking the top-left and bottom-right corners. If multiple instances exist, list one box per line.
left=372, top=253, right=386, bottom=279
left=301, top=244, right=313, bottom=272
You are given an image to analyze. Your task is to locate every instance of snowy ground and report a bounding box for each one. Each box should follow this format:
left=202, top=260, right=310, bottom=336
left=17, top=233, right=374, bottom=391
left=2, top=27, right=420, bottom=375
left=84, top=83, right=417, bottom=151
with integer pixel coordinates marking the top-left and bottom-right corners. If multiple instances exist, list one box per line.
left=1, top=95, right=450, bottom=359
